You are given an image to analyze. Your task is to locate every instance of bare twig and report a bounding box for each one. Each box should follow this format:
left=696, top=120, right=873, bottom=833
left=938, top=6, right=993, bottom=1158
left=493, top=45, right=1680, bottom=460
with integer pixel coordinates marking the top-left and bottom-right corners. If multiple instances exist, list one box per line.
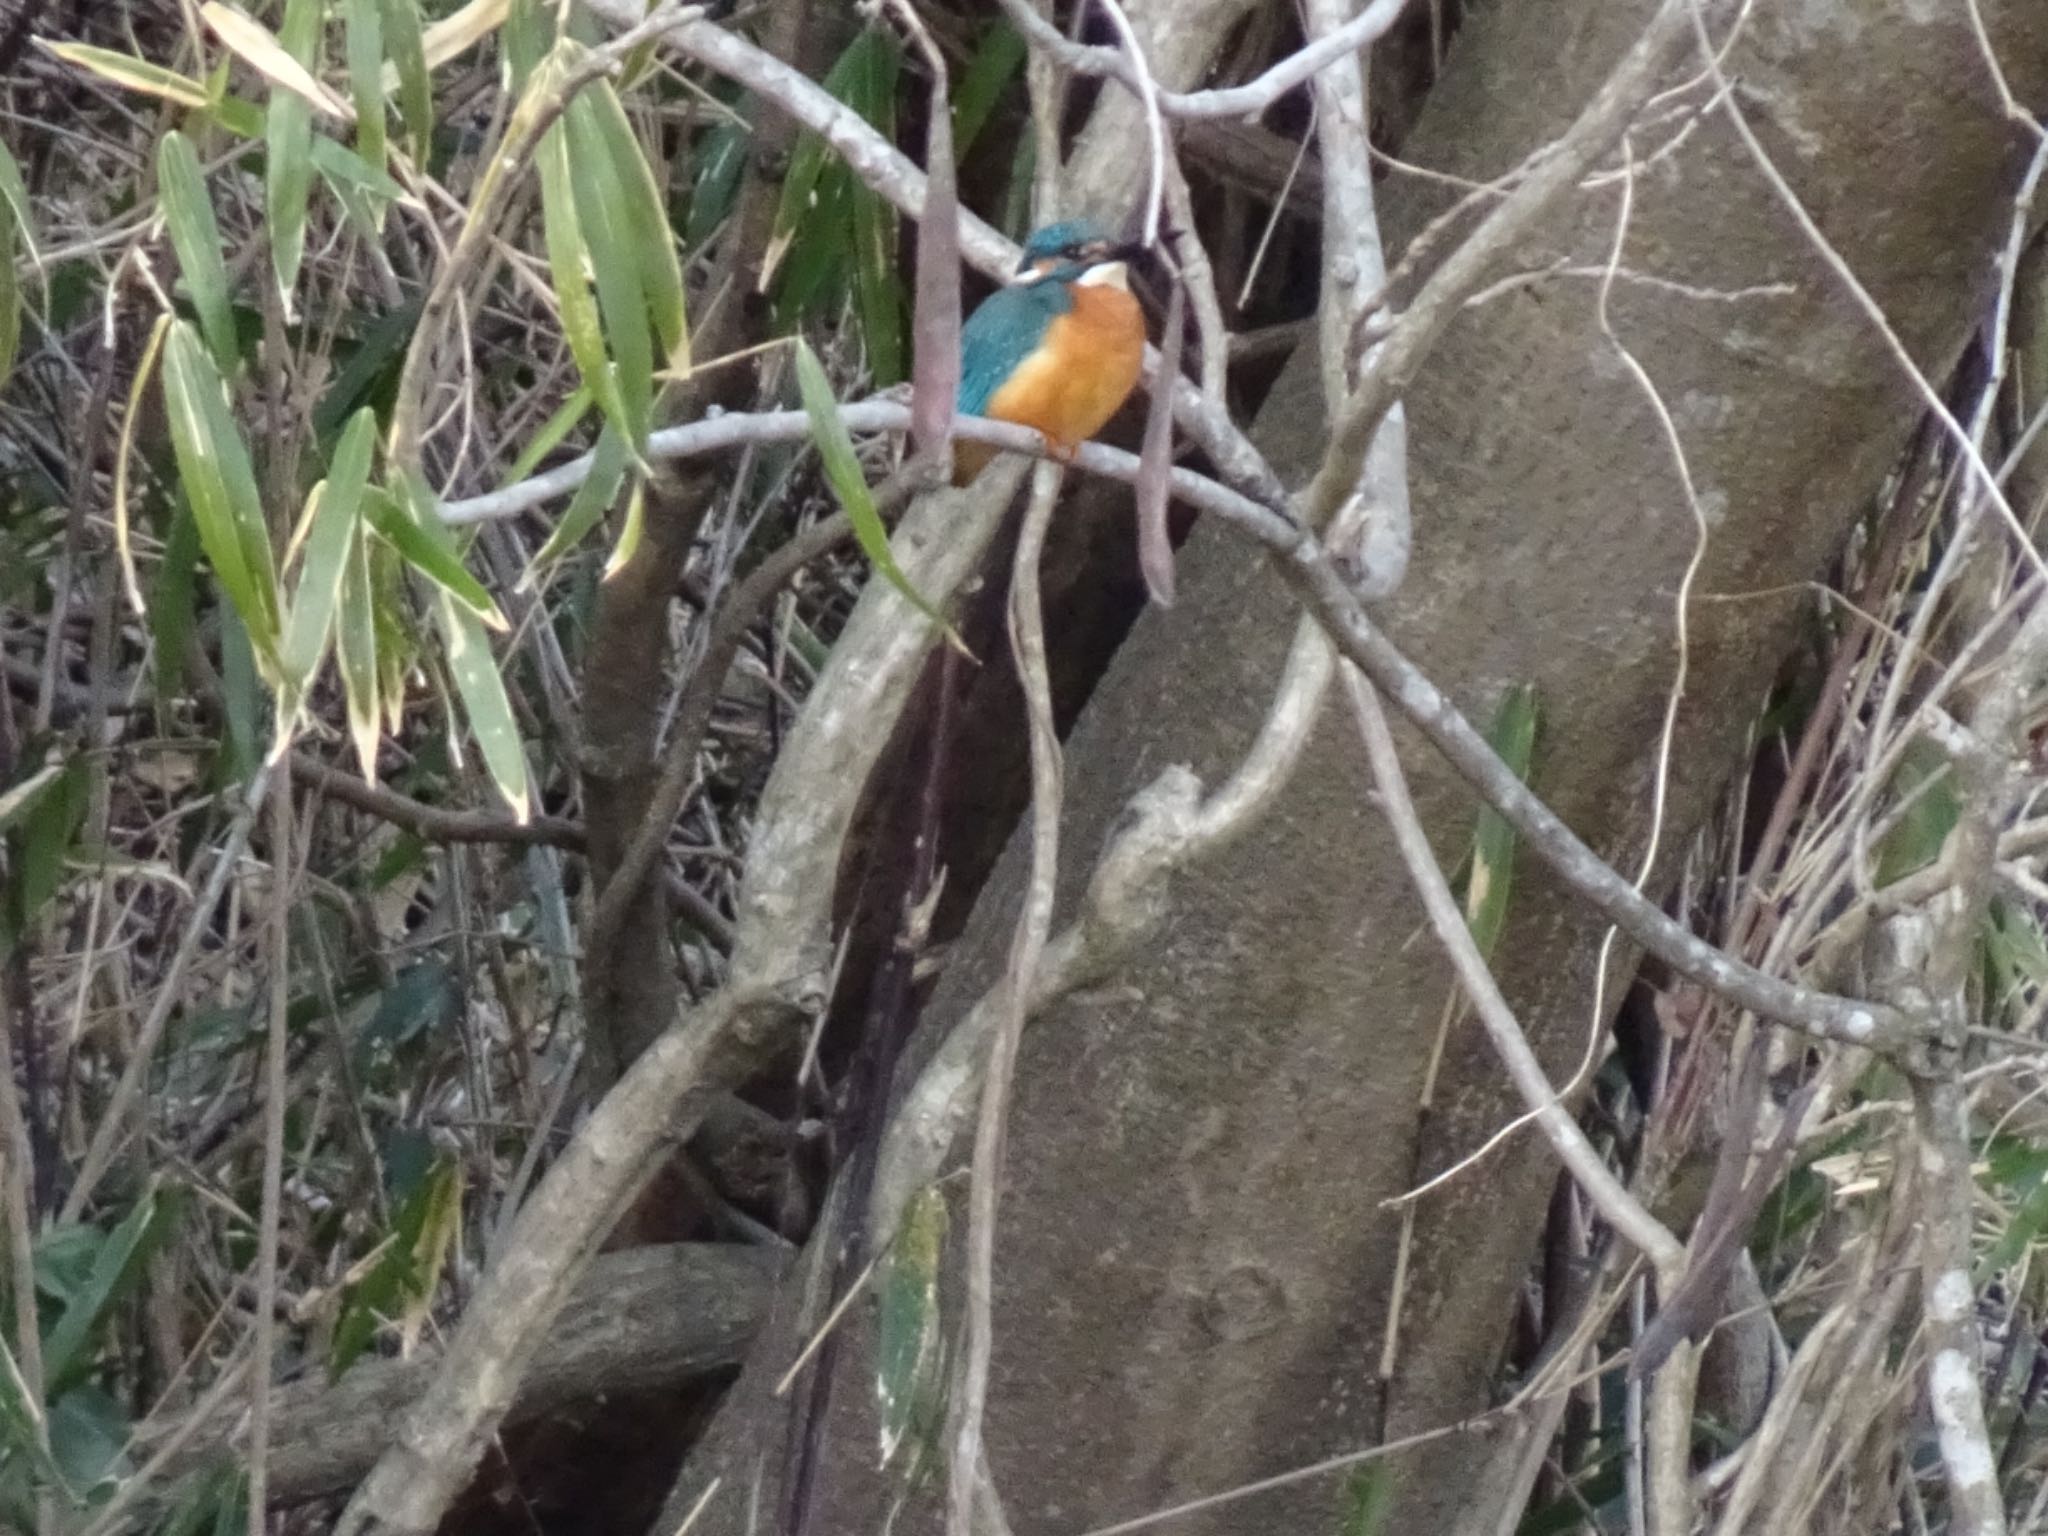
left=291, top=754, right=584, bottom=848
left=246, top=785, right=294, bottom=1533
left=950, top=461, right=1067, bottom=1536
left=63, top=765, right=275, bottom=1223
left=991, top=0, right=1412, bottom=120
left=1341, top=668, right=1687, bottom=1276
left=1304, top=0, right=1410, bottom=595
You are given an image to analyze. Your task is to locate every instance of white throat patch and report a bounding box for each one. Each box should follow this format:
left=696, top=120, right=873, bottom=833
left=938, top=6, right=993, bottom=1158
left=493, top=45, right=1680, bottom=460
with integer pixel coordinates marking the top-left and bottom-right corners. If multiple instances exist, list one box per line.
left=1074, top=260, right=1130, bottom=290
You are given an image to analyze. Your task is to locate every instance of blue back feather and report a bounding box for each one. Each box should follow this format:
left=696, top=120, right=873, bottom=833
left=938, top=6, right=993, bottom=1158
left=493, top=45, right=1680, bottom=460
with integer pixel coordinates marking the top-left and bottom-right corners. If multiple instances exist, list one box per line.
left=958, top=280, right=1072, bottom=416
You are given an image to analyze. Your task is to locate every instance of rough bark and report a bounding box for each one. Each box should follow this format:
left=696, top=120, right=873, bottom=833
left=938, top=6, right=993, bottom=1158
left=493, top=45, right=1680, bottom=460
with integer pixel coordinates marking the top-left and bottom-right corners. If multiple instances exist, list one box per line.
left=675, top=2, right=2048, bottom=1533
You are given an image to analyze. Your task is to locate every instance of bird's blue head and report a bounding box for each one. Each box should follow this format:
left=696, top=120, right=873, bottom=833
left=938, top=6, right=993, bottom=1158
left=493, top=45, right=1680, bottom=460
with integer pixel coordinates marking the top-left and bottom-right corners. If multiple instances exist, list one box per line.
left=1014, top=220, right=1140, bottom=286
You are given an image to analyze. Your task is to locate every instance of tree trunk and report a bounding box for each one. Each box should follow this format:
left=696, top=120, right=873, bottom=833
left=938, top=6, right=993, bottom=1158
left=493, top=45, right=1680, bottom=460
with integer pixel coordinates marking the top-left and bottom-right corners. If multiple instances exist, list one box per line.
left=671, top=2, right=2048, bottom=1532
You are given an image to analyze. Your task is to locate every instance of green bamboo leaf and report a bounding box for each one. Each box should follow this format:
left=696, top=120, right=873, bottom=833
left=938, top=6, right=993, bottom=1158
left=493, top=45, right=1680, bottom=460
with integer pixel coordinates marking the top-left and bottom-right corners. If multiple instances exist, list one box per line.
left=519, top=421, right=627, bottom=583
left=344, top=0, right=387, bottom=173
left=335, top=511, right=381, bottom=780
left=793, top=339, right=963, bottom=649
left=43, top=1185, right=182, bottom=1394
left=0, top=1328, right=61, bottom=1494
left=281, top=408, right=375, bottom=706
left=310, top=136, right=409, bottom=203
left=207, top=93, right=267, bottom=140
left=851, top=182, right=904, bottom=385
left=499, top=384, right=591, bottom=489
left=377, top=0, right=431, bottom=155
left=1876, top=738, right=1959, bottom=887
left=0, top=138, right=36, bottom=267
left=876, top=1184, right=948, bottom=1474
left=951, top=19, right=1023, bottom=157
left=581, top=80, right=686, bottom=368
left=1465, top=684, right=1538, bottom=960
left=331, top=1158, right=462, bottom=1377
left=159, top=322, right=283, bottom=674
left=435, top=593, right=530, bottom=821
left=0, top=764, right=64, bottom=834
left=43, top=41, right=211, bottom=108
left=536, top=119, right=629, bottom=444
left=502, top=0, right=553, bottom=86
left=566, top=90, right=652, bottom=445
left=153, top=501, right=202, bottom=707
left=0, top=196, right=18, bottom=390
left=365, top=484, right=505, bottom=630
left=683, top=113, right=746, bottom=252
left=372, top=539, right=410, bottom=733
left=266, top=0, right=319, bottom=307
left=156, top=133, right=239, bottom=373
left=0, top=140, right=31, bottom=388
left=843, top=32, right=901, bottom=383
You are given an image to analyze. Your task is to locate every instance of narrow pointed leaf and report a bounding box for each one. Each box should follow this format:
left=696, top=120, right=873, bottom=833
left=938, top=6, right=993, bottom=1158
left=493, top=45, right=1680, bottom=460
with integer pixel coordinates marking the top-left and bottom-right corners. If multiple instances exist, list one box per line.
left=519, top=421, right=628, bottom=581
left=201, top=1, right=352, bottom=118
left=262, top=0, right=321, bottom=306
left=951, top=19, right=1024, bottom=157
left=419, top=0, right=511, bottom=72
left=344, top=0, right=386, bottom=172
left=498, top=384, right=591, bottom=489
left=876, top=1184, right=948, bottom=1471
left=366, top=485, right=505, bottom=630
left=159, top=322, right=283, bottom=674
left=0, top=138, right=36, bottom=269
left=282, top=407, right=375, bottom=696
left=336, top=517, right=381, bottom=780
left=42, top=42, right=211, bottom=108
left=536, top=120, right=628, bottom=440
left=156, top=133, right=239, bottom=373
left=376, top=0, right=432, bottom=155
left=115, top=316, right=174, bottom=615
left=310, top=136, right=411, bottom=204
left=435, top=594, right=530, bottom=821
left=793, top=338, right=963, bottom=650
left=581, top=79, right=687, bottom=367
left=1465, top=684, right=1538, bottom=959
left=567, top=90, right=652, bottom=445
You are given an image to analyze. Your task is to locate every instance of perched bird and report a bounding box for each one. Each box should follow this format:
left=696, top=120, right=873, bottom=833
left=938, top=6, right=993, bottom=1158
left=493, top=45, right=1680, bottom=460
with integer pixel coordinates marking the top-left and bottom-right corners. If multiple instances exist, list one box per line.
left=954, top=220, right=1148, bottom=485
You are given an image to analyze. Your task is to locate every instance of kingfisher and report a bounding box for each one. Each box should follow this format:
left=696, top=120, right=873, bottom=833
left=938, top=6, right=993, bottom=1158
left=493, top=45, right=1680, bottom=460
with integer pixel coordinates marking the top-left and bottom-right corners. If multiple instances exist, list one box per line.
left=954, top=220, right=1148, bottom=485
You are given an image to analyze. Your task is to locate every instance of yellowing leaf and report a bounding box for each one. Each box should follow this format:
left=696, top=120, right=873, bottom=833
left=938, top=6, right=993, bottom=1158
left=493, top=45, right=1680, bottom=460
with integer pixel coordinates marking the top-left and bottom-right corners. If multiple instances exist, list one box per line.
left=200, top=2, right=355, bottom=120
left=42, top=41, right=210, bottom=108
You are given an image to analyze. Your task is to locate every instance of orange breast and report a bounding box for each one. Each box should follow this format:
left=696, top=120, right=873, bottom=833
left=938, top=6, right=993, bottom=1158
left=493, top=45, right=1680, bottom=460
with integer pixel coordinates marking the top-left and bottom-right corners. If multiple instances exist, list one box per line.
left=983, top=282, right=1146, bottom=452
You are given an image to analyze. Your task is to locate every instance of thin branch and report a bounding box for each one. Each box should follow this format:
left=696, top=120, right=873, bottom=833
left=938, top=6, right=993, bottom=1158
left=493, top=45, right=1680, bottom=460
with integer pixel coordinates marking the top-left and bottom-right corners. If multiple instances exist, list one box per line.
left=246, top=784, right=293, bottom=1534
left=950, top=461, right=1066, bottom=1536
left=1304, top=0, right=1410, bottom=595
left=991, top=0, right=1413, bottom=120
left=291, top=754, right=584, bottom=848
left=1085, top=0, right=1164, bottom=247
left=1341, top=668, right=1686, bottom=1276
left=1273, top=541, right=1928, bottom=1056
left=438, top=404, right=1288, bottom=535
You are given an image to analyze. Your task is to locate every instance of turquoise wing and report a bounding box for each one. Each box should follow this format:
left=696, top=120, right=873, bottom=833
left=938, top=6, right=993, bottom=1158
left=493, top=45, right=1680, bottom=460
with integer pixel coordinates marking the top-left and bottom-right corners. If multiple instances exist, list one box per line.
left=958, top=282, right=1071, bottom=417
